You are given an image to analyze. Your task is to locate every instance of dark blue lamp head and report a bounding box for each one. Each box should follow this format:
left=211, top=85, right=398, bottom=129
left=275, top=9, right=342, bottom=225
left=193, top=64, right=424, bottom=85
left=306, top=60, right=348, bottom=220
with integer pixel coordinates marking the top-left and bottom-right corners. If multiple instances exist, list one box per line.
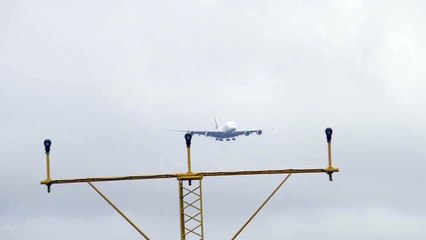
left=325, top=128, right=333, bottom=142
left=184, top=133, right=192, bottom=147
left=44, top=139, right=52, bottom=153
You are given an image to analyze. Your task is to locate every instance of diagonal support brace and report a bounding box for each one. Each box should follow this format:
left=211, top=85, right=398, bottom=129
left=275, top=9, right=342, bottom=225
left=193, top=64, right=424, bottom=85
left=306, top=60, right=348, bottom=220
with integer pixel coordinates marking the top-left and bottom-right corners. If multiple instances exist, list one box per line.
left=232, top=173, right=292, bottom=240
left=87, top=182, right=151, bottom=240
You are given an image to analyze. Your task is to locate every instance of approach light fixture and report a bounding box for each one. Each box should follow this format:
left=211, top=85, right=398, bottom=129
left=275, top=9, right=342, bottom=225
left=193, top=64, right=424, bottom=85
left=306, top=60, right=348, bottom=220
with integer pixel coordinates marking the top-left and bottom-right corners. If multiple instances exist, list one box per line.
left=185, top=133, right=192, bottom=147
left=44, top=139, right=52, bottom=153
left=325, top=128, right=333, bottom=142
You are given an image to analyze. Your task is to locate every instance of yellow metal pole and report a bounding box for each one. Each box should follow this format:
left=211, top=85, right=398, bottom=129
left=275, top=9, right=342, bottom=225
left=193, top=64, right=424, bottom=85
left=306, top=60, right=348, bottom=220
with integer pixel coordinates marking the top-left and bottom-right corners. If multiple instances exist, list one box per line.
left=186, top=146, right=193, bottom=186
left=87, top=182, right=151, bottom=240
left=327, top=142, right=333, bottom=169
left=325, top=127, right=335, bottom=181
left=199, top=179, right=205, bottom=239
left=186, top=147, right=192, bottom=173
left=178, top=180, right=186, bottom=240
left=46, top=153, right=51, bottom=181
left=232, top=174, right=292, bottom=240
left=45, top=152, right=52, bottom=193
left=43, top=139, right=52, bottom=192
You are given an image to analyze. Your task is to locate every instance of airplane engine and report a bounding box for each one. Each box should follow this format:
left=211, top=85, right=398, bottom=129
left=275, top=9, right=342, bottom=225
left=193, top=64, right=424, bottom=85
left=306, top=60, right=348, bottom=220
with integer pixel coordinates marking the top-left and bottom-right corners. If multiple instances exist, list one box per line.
left=244, top=131, right=250, bottom=136
left=256, top=130, right=263, bottom=135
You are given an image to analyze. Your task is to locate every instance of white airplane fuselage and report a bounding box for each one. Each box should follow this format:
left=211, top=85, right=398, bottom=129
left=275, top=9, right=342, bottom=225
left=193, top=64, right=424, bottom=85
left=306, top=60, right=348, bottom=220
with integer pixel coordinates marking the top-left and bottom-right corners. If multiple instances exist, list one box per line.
left=205, top=120, right=263, bottom=141
left=172, top=118, right=265, bottom=141
left=221, top=121, right=237, bottom=133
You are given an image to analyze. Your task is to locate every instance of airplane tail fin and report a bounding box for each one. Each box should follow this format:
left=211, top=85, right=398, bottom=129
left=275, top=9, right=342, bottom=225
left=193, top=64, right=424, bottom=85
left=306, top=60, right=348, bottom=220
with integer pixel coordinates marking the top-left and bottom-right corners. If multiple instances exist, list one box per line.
left=214, top=116, right=220, bottom=129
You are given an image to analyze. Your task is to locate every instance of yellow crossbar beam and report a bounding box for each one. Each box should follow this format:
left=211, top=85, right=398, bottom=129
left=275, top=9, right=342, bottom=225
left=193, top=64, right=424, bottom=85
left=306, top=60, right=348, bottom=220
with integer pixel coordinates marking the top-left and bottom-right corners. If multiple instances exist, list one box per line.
left=41, top=168, right=339, bottom=185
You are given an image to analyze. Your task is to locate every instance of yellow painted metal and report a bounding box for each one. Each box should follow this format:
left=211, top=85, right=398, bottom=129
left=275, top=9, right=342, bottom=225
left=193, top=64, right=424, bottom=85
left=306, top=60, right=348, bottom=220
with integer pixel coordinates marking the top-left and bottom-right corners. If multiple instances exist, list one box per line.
left=199, top=179, right=205, bottom=238
left=200, top=168, right=339, bottom=177
left=187, top=147, right=192, bottom=173
left=44, top=152, right=52, bottom=192
left=232, top=173, right=292, bottom=240
left=325, top=167, right=339, bottom=173
left=177, top=173, right=203, bottom=181
left=45, top=153, right=51, bottom=181
left=326, top=142, right=336, bottom=181
left=178, top=177, right=204, bottom=240
left=40, top=179, right=52, bottom=185
left=87, top=182, right=151, bottom=240
left=40, top=168, right=338, bottom=185
left=178, top=181, right=186, bottom=240
left=328, top=142, right=333, bottom=169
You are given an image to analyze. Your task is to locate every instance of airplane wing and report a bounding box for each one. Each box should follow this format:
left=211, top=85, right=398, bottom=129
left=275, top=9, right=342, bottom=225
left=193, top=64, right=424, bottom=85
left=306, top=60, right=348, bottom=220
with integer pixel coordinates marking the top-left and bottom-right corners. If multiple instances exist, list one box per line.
left=169, top=129, right=222, bottom=137
left=234, top=128, right=272, bottom=136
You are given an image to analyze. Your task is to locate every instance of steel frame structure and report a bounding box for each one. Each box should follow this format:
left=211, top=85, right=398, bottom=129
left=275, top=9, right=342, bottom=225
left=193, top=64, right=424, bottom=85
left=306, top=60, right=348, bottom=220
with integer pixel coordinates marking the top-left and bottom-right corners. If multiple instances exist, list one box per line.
left=40, top=129, right=339, bottom=239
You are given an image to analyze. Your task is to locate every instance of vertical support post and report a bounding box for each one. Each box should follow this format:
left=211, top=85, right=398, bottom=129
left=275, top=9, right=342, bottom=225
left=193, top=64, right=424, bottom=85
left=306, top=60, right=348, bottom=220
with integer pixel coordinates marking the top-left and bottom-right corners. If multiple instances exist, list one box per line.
left=199, top=180, right=205, bottom=238
left=46, top=152, right=51, bottom=193
left=44, top=139, right=52, bottom=193
left=325, top=128, right=334, bottom=181
left=187, top=146, right=192, bottom=174
left=327, top=140, right=333, bottom=169
left=184, top=133, right=193, bottom=185
left=46, top=152, right=51, bottom=180
left=178, top=177, right=204, bottom=240
left=184, top=133, right=193, bottom=174
left=178, top=180, right=186, bottom=240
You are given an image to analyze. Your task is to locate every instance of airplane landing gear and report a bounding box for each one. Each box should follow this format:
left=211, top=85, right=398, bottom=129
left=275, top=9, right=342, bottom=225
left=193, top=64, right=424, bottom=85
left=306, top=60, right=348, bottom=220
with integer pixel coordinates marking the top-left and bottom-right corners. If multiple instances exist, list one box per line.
left=232, top=138, right=236, bottom=140
left=226, top=138, right=230, bottom=141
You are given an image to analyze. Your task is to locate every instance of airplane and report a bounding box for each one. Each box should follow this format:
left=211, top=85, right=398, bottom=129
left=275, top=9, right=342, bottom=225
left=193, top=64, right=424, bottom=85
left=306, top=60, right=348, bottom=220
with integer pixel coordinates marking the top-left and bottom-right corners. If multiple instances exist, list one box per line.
left=171, top=117, right=269, bottom=141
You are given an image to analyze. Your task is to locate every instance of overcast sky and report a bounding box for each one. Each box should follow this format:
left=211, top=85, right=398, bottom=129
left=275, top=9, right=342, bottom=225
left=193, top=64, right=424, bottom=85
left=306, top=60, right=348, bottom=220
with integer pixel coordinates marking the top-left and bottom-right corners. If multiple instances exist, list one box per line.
left=1, top=0, right=426, bottom=239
